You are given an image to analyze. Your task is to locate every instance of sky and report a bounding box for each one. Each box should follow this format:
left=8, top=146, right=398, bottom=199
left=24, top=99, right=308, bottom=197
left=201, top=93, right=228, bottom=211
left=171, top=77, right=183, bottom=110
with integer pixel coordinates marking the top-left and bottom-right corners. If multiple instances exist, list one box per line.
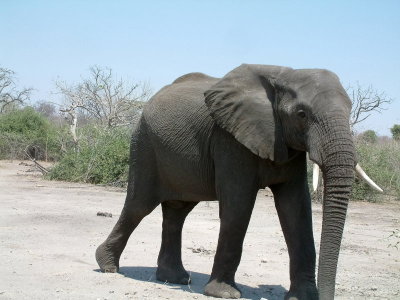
left=1, top=0, right=399, bottom=135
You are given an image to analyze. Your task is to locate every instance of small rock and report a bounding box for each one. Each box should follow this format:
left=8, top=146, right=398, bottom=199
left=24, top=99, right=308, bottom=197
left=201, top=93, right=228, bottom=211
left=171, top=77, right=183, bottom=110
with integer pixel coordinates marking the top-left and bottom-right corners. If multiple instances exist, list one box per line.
left=97, top=212, right=112, bottom=218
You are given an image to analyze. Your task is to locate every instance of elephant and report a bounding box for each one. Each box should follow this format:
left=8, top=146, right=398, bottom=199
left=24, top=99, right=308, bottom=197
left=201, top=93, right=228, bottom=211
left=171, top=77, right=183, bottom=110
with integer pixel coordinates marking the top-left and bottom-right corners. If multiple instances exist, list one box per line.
left=96, top=64, right=380, bottom=299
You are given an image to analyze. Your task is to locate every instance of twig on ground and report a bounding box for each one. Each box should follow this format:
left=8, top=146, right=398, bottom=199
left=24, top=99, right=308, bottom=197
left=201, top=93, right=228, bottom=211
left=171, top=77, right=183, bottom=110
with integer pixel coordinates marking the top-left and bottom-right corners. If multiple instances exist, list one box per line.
left=24, top=146, right=49, bottom=175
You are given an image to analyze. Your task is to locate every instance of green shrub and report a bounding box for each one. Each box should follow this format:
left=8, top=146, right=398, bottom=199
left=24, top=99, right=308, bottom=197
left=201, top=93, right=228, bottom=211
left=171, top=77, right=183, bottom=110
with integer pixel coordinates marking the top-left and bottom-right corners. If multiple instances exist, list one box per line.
left=391, top=124, right=400, bottom=141
left=352, top=139, right=400, bottom=201
left=48, top=126, right=131, bottom=185
left=360, top=130, right=378, bottom=144
left=0, top=107, right=61, bottom=160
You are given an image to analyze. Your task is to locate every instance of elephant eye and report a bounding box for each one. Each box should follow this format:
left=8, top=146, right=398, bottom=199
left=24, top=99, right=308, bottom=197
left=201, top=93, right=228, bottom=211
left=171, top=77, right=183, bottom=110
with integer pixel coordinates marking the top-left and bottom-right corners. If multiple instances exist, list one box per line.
left=297, top=110, right=307, bottom=119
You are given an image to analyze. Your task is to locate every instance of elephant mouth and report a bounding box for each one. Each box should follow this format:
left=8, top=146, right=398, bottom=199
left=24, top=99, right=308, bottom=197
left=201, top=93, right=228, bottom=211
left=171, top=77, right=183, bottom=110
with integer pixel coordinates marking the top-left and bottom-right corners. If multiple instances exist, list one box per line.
left=312, top=162, right=383, bottom=192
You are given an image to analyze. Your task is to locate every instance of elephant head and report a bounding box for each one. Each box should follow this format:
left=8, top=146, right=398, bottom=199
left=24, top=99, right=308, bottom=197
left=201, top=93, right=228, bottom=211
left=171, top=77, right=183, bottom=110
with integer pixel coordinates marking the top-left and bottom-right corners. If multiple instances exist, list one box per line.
left=204, top=64, right=365, bottom=299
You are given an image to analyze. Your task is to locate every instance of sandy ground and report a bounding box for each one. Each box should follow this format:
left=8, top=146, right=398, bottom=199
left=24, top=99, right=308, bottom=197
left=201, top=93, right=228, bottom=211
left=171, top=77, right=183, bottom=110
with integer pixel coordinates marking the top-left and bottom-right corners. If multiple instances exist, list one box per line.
left=0, top=160, right=399, bottom=300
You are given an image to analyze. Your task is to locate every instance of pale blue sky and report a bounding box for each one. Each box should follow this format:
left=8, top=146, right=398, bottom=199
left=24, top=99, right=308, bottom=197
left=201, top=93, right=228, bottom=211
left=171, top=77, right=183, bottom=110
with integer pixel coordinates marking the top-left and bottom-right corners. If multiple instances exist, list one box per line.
left=1, top=0, right=399, bottom=135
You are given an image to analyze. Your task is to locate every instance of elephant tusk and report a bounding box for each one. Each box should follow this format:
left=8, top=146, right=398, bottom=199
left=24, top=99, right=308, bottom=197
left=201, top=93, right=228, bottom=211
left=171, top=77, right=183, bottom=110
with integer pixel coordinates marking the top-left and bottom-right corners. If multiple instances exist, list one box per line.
left=355, top=164, right=384, bottom=193
left=312, top=163, right=320, bottom=192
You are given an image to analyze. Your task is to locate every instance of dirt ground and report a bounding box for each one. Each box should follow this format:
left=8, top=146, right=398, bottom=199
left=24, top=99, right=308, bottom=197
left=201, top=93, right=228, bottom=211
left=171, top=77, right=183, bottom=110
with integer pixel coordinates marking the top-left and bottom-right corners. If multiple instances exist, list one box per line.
left=0, top=161, right=399, bottom=300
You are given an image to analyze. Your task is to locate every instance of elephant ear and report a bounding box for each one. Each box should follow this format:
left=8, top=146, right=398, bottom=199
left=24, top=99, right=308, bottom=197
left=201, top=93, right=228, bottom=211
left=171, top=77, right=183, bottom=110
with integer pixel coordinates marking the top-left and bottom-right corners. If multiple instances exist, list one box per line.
left=204, top=64, right=289, bottom=162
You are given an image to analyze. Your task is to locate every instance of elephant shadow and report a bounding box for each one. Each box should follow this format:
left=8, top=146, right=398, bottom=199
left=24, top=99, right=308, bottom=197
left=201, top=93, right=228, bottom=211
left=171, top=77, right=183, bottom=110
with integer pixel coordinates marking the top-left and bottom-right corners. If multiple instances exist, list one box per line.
left=111, top=266, right=287, bottom=300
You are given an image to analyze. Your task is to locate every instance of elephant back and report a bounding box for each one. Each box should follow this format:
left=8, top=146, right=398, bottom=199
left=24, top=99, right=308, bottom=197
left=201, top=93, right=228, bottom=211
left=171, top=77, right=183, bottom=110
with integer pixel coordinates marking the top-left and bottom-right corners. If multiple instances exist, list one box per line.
left=142, top=74, right=218, bottom=160
left=172, top=72, right=217, bottom=84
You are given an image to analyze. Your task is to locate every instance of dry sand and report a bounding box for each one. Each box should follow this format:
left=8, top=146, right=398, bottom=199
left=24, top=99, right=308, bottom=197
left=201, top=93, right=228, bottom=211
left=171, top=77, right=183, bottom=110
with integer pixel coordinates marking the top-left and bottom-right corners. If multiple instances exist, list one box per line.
left=0, top=161, right=399, bottom=299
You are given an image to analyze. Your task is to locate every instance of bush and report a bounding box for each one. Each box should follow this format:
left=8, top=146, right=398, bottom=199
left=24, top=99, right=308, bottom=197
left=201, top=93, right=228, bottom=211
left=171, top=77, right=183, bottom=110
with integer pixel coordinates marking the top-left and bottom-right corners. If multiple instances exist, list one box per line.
left=352, top=139, right=400, bottom=201
left=391, top=124, right=400, bottom=141
left=48, top=126, right=131, bottom=185
left=360, top=130, right=378, bottom=144
left=0, top=107, right=61, bottom=160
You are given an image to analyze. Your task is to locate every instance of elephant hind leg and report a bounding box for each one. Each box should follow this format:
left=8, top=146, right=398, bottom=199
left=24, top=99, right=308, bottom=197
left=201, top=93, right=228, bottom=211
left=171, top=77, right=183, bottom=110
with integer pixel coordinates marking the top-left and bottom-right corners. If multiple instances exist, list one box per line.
left=156, top=200, right=198, bottom=284
left=96, top=118, right=166, bottom=273
left=95, top=192, right=160, bottom=273
left=96, top=144, right=161, bottom=273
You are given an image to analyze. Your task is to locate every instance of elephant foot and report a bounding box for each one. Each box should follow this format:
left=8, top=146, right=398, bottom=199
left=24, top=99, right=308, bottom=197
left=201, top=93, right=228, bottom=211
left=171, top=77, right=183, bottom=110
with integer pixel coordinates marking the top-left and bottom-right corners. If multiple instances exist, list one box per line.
left=204, top=279, right=241, bottom=299
left=284, top=284, right=318, bottom=300
left=95, top=242, right=119, bottom=273
left=156, top=265, right=191, bottom=285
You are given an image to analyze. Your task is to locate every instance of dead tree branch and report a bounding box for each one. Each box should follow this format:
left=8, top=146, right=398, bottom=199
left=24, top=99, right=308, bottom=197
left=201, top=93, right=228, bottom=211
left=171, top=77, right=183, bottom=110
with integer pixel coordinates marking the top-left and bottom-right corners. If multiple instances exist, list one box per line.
left=24, top=146, right=49, bottom=174
left=348, top=82, right=392, bottom=129
left=0, top=68, right=32, bottom=113
left=56, top=66, right=150, bottom=129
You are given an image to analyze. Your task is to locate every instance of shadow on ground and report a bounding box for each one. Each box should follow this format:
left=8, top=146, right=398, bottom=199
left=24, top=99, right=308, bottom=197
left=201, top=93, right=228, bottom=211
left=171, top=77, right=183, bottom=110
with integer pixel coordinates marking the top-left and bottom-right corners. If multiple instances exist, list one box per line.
left=109, top=266, right=288, bottom=300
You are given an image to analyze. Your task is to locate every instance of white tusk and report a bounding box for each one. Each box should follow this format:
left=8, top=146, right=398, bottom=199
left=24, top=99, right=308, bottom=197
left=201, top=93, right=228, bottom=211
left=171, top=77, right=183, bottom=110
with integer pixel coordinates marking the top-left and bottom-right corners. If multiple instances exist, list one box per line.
left=313, top=163, right=320, bottom=192
left=355, top=164, right=383, bottom=193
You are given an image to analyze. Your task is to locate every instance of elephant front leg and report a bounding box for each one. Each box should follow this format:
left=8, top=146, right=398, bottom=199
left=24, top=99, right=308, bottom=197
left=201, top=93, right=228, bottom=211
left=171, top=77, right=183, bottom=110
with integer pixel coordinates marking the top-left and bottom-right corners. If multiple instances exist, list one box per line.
left=205, top=130, right=261, bottom=298
left=156, top=200, right=198, bottom=285
left=205, top=191, right=257, bottom=299
left=270, top=161, right=318, bottom=300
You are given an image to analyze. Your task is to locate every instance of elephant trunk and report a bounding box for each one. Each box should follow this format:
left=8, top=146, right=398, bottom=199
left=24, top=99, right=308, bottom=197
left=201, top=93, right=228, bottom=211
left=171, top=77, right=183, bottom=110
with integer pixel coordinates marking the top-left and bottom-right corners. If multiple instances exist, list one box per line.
left=318, top=163, right=354, bottom=299
left=309, top=117, right=356, bottom=300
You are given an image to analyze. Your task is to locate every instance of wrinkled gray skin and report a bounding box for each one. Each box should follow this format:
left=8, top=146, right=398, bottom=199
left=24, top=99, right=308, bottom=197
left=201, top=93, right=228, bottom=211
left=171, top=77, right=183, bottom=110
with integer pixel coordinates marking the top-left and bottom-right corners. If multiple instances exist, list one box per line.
left=96, top=64, right=355, bottom=300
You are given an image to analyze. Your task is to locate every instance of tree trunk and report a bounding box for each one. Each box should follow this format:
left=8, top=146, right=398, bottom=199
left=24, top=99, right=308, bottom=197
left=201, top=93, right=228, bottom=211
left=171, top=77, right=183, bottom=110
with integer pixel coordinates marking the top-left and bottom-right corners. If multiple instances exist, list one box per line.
left=70, top=111, right=78, bottom=151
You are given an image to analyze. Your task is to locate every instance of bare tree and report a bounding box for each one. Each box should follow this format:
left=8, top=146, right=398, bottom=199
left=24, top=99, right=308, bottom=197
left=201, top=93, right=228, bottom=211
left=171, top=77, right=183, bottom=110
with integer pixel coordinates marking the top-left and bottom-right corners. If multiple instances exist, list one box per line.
left=35, top=101, right=57, bottom=118
left=56, top=66, right=150, bottom=133
left=0, top=68, right=32, bottom=113
left=348, top=82, right=392, bottom=129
